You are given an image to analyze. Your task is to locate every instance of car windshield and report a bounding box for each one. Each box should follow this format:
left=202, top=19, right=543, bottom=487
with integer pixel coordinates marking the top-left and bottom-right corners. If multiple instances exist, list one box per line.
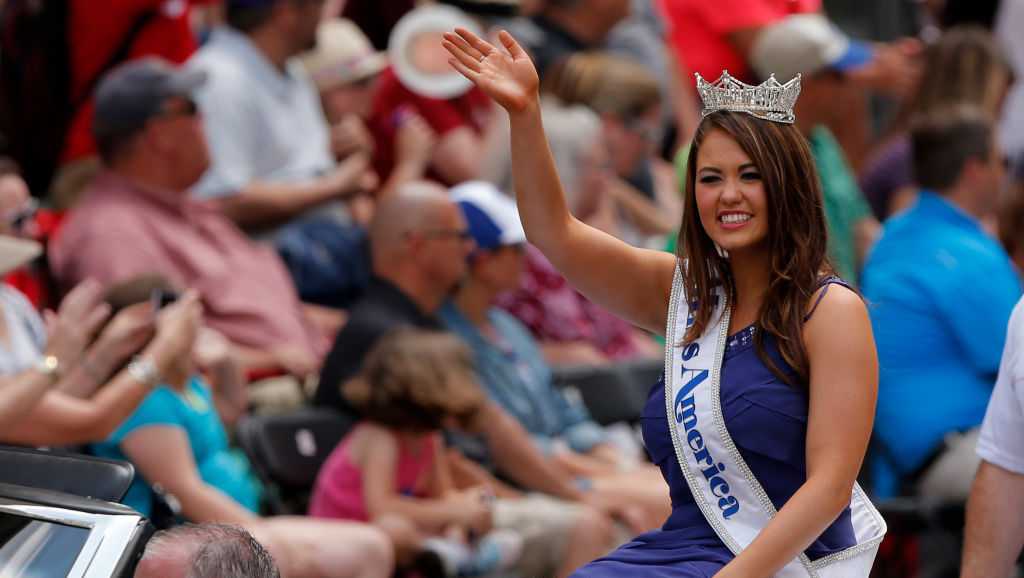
left=0, top=512, right=90, bottom=577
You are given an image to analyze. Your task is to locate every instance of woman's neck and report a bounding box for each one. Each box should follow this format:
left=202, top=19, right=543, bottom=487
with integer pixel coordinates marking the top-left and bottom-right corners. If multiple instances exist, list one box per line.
left=727, top=248, right=772, bottom=327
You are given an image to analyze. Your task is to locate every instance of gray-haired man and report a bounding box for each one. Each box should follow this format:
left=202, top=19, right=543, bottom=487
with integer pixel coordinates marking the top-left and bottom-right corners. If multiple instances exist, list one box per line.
left=135, top=524, right=279, bottom=578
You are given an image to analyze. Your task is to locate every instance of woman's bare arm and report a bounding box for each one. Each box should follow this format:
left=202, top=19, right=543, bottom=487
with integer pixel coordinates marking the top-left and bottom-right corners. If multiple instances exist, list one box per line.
left=121, top=425, right=259, bottom=525
left=443, top=29, right=677, bottom=334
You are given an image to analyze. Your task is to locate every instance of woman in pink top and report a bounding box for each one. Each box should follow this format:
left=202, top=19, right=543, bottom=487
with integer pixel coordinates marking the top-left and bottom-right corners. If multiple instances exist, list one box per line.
left=310, top=329, right=521, bottom=578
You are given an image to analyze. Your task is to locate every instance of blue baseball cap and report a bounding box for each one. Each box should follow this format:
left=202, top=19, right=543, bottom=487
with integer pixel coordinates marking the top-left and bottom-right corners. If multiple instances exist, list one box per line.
left=451, top=182, right=526, bottom=251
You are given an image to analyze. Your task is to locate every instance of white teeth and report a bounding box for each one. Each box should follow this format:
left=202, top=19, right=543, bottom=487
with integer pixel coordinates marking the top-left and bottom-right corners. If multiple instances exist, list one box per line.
left=720, top=214, right=751, bottom=224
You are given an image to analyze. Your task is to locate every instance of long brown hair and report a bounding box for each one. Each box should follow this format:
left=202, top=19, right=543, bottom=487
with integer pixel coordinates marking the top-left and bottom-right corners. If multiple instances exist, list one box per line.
left=679, top=111, right=832, bottom=386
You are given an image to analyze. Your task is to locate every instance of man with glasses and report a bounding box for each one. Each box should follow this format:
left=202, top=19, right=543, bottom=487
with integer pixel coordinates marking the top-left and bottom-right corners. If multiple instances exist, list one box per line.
left=50, top=58, right=330, bottom=379
left=315, top=180, right=474, bottom=411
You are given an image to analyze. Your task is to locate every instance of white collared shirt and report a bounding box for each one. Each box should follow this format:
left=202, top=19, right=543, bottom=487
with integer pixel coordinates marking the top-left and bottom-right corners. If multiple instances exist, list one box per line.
left=188, top=26, right=335, bottom=201
left=978, top=297, right=1024, bottom=474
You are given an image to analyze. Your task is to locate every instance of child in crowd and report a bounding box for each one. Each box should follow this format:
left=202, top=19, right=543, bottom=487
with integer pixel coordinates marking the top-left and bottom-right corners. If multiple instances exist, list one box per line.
left=309, top=329, right=522, bottom=577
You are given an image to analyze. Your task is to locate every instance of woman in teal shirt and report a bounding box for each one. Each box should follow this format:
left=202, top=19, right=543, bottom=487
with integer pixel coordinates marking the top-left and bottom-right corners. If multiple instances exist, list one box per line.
left=89, top=279, right=394, bottom=578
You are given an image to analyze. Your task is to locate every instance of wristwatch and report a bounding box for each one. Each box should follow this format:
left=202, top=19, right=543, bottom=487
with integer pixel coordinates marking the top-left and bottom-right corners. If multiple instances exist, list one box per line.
left=127, top=357, right=161, bottom=389
left=34, top=354, right=61, bottom=383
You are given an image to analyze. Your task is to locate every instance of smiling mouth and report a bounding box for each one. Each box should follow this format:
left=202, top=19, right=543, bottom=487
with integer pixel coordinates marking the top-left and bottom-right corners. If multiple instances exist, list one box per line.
left=719, top=213, right=752, bottom=224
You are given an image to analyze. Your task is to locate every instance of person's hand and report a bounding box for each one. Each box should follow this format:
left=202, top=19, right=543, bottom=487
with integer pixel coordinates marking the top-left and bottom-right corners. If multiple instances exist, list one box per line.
left=325, top=152, right=376, bottom=199
left=330, top=115, right=375, bottom=159
left=581, top=491, right=649, bottom=534
left=145, top=290, right=202, bottom=380
left=43, top=279, right=111, bottom=369
left=394, top=110, right=437, bottom=171
left=88, top=302, right=155, bottom=372
left=272, top=346, right=318, bottom=379
left=846, top=38, right=923, bottom=100
left=443, top=29, right=539, bottom=114
left=192, top=327, right=235, bottom=371
left=450, top=486, right=495, bottom=535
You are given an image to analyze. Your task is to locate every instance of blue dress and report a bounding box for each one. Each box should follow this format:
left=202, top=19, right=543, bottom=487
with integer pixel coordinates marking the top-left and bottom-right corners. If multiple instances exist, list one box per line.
left=572, top=286, right=858, bottom=577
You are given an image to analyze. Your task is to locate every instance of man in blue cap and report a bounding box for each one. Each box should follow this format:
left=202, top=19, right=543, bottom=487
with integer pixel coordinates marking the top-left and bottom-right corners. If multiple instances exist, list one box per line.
left=189, top=0, right=376, bottom=307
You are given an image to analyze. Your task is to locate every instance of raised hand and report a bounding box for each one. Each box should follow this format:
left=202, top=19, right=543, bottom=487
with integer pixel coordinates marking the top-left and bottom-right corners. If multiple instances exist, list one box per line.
left=442, top=28, right=538, bottom=114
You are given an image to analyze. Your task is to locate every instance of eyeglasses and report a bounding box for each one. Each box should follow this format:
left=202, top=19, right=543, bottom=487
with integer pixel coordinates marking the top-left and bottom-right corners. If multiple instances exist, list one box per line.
left=412, top=229, right=474, bottom=242
left=154, top=98, right=199, bottom=121
left=1, top=197, right=37, bottom=233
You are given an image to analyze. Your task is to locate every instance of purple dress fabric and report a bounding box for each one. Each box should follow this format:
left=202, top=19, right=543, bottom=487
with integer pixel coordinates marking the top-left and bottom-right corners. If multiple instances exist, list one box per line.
left=570, top=280, right=858, bottom=577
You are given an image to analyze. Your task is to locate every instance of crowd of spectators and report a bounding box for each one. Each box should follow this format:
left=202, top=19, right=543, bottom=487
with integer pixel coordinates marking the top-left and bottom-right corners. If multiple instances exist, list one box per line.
left=0, top=0, right=1022, bottom=576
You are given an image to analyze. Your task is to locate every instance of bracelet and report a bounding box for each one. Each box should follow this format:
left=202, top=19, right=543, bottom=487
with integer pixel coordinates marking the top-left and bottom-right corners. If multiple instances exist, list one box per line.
left=34, top=354, right=62, bottom=384
left=127, top=357, right=161, bottom=389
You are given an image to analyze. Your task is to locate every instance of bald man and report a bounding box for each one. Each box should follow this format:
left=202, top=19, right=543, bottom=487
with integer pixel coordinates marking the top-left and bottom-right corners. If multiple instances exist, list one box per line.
left=315, top=181, right=473, bottom=409
left=135, top=524, right=279, bottom=578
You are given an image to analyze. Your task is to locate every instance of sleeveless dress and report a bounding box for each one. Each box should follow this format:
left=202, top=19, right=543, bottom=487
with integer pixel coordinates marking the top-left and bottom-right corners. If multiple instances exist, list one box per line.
left=571, top=279, right=858, bottom=577
left=308, top=424, right=437, bottom=521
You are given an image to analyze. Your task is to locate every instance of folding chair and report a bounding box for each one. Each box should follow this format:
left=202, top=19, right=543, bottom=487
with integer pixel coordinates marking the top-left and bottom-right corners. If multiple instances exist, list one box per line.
left=552, top=364, right=647, bottom=425
left=235, top=408, right=356, bottom=515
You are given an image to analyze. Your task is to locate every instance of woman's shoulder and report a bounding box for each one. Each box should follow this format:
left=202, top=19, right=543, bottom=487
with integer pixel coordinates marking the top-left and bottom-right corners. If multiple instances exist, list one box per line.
left=802, top=279, right=871, bottom=344
left=804, top=276, right=862, bottom=322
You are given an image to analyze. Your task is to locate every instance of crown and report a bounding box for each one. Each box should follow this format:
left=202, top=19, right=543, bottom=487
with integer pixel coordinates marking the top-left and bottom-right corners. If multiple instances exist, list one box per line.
left=695, top=71, right=801, bottom=124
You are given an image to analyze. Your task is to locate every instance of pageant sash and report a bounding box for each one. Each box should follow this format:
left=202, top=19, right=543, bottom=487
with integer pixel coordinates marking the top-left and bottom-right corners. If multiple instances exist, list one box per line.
left=664, top=264, right=886, bottom=577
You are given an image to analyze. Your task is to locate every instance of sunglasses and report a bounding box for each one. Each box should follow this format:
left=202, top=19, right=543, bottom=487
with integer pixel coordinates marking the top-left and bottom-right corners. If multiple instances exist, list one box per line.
left=2, top=197, right=37, bottom=232
left=154, top=98, right=199, bottom=120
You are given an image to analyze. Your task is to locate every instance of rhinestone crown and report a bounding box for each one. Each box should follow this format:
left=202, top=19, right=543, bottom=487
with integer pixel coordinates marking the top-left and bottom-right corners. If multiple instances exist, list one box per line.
left=695, top=71, right=801, bottom=124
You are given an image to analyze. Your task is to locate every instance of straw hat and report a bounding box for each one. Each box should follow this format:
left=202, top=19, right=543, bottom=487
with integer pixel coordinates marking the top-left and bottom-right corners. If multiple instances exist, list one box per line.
left=302, top=19, right=388, bottom=90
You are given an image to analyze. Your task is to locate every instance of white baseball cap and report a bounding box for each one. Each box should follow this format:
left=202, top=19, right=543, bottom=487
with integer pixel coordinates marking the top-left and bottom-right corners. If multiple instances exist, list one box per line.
left=751, top=13, right=874, bottom=83
left=450, top=182, right=526, bottom=250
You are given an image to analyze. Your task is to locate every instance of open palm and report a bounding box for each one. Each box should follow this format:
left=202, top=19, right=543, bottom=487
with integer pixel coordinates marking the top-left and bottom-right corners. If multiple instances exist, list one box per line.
left=443, top=28, right=538, bottom=113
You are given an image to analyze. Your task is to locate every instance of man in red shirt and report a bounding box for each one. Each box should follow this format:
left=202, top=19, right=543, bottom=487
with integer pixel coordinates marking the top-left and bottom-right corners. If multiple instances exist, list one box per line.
left=367, top=1, right=518, bottom=187
left=369, top=66, right=494, bottom=187
left=51, top=58, right=331, bottom=378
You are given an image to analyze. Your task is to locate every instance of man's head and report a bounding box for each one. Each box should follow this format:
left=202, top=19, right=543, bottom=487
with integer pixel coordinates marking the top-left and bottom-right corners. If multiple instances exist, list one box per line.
left=750, top=14, right=874, bottom=130
left=543, top=0, right=630, bottom=39
left=370, top=182, right=474, bottom=300
left=911, top=105, right=1005, bottom=214
left=302, top=19, right=387, bottom=119
left=93, top=58, right=209, bottom=190
left=544, top=52, right=662, bottom=178
left=451, top=181, right=526, bottom=295
left=226, top=0, right=324, bottom=56
left=135, top=524, right=279, bottom=578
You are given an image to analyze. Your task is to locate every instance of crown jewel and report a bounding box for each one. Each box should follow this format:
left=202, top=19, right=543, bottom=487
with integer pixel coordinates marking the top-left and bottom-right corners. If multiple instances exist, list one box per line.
left=695, top=71, right=801, bottom=124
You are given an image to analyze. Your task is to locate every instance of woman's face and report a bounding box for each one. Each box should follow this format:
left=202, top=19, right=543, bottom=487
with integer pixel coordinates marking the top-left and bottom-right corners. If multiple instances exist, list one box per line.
left=694, top=129, right=770, bottom=255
